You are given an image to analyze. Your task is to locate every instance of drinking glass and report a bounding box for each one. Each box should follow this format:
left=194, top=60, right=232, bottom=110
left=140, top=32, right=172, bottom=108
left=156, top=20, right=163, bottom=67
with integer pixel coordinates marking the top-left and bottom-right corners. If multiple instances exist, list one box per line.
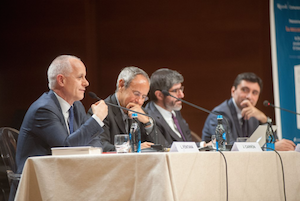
left=211, top=135, right=216, bottom=149
left=114, top=134, right=130, bottom=153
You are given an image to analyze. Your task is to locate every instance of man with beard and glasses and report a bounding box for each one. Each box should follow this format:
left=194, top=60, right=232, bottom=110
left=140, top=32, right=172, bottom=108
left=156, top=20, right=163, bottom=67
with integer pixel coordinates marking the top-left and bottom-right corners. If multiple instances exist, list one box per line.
left=145, top=68, right=194, bottom=148
left=202, top=72, right=295, bottom=151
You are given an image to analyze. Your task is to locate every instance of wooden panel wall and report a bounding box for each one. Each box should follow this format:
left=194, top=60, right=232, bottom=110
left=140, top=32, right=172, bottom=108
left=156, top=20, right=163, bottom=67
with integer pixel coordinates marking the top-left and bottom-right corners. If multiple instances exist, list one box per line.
left=0, top=0, right=274, bottom=138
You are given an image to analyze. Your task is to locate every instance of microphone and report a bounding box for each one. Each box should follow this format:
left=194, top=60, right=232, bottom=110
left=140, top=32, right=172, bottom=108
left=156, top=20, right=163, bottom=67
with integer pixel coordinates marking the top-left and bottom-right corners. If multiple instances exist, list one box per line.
left=263, top=100, right=300, bottom=115
left=89, top=91, right=153, bottom=119
left=161, top=90, right=232, bottom=145
left=89, top=92, right=163, bottom=151
left=161, top=90, right=218, bottom=115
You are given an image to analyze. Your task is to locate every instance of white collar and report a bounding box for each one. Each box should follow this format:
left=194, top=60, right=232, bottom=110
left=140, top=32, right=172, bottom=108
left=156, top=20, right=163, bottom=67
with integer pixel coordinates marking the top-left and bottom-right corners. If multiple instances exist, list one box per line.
left=53, top=92, right=73, bottom=134
left=154, top=103, right=175, bottom=120
left=232, top=98, right=242, bottom=120
left=154, top=103, right=181, bottom=138
left=53, top=92, right=72, bottom=114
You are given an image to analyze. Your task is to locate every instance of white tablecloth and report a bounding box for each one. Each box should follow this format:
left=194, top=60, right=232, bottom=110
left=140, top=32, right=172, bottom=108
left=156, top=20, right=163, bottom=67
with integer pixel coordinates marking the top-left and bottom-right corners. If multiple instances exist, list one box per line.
left=15, top=151, right=300, bottom=201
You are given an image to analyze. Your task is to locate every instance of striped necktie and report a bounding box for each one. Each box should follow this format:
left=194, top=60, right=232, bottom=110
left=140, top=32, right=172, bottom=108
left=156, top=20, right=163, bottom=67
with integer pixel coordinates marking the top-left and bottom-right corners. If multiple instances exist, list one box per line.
left=172, top=113, right=186, bottom=141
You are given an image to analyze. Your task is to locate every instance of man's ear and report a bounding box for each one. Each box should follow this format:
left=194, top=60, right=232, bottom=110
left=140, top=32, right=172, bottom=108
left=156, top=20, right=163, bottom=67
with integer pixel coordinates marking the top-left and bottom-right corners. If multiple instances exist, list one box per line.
left=118, top=79, right=125, bottom=91
left=56, top=74, right=65, bottom=87
left=154, top=90, right=164, bottom=101
left=231, top=86, right=235, bottom=97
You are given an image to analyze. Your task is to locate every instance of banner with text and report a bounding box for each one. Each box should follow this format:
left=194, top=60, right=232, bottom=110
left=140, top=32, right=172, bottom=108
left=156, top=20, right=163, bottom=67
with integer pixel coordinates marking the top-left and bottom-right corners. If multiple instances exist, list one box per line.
left=270, top=0, right=300, bottom=143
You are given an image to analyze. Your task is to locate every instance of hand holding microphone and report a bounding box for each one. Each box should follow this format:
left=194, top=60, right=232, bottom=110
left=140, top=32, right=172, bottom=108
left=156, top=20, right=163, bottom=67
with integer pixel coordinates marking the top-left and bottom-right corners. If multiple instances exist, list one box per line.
left=89, top=92, right=150, bottom=118
left=91, top=100, right=108, bottom=121
left=89, top=92, right=162, bottom=150
left=126, top=102, right=150, bottom=125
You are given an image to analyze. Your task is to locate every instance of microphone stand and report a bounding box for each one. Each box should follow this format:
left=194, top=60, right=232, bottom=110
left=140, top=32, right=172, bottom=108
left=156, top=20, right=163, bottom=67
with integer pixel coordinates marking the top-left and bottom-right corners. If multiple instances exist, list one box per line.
left=161, top=90, right=232, bottom=148
left=264, top=100, right=300, bottom=115
left=89, top=92, right=163, bottom=151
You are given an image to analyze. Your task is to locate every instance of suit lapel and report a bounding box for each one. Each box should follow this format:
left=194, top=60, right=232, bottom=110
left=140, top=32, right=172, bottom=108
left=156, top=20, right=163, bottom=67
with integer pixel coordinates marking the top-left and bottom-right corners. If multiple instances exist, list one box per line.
left=227, top=99, right=243, bottom=137
left=49, top=90, right=69, bottom=133
left=111, top=94, right=127, bottom=134
left=248, top=117, right=259, bottom=136
left=72, top=104, right=79, bottom=131
left=150, top=102, right=183, bottom=141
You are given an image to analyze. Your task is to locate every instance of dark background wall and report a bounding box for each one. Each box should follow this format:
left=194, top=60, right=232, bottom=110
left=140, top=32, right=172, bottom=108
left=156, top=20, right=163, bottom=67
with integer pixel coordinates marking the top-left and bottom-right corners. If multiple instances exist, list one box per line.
left=0, top=0, right=274, bottom=139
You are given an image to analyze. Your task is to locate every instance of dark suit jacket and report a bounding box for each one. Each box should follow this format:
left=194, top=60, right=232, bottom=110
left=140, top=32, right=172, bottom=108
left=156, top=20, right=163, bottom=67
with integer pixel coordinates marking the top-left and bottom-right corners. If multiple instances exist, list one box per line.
left=202, top=99, right=259, bottom=144
left=145, top=101, right=192, bottom=148
left=15, top=90, right=103, bottom=174
left=88, top=94, right=156, bottom=152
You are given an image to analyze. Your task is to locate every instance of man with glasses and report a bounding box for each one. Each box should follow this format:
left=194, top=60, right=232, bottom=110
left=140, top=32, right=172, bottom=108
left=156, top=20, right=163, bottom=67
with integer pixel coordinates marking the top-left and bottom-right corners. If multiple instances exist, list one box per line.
left=145, top=68, right=193, bottom=148
left=89, top=66, right=156, bottom=152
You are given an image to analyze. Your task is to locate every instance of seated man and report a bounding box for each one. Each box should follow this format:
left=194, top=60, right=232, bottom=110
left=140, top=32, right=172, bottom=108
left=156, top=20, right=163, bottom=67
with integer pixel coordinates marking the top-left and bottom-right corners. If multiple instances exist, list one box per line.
left=12, top=55, right=108, bottom=200
left=89, top=67, right=157, bottom=152
left=202, top=72, right=295, bottom=151
left=145, top=68, right=193, bottom=148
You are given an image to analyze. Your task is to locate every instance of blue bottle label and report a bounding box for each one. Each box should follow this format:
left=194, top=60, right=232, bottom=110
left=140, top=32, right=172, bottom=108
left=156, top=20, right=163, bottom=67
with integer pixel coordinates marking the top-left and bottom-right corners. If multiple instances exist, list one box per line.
left=266, top=143, right=275, bottom=151
left=222, top=132, right=226, bottom=141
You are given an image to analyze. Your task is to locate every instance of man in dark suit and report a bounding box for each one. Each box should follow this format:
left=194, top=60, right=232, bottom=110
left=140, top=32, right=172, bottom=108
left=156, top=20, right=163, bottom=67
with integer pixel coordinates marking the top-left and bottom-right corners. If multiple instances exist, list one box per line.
left=11, top=55, right=108, bottom=200
left=89, top=67, right=156, bottom=152
left=202, top=72, right=295, bottom=151
left=145, top=69, right=193, bottom=148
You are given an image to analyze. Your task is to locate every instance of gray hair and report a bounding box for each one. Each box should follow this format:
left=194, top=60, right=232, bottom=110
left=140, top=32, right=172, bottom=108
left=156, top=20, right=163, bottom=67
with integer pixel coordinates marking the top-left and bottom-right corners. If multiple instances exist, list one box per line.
left=115, top=66, right=150, bottom=92
left=149, top=68, right=184, bottom=102
left=47, top=55, right=80, bottom=89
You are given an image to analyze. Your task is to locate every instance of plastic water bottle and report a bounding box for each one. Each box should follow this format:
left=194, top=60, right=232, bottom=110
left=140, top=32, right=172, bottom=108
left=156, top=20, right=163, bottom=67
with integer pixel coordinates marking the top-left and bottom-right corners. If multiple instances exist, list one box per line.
left=265, top=123, right=275, bottom=151
left=129, top=113, right=141, bottom=153
left=215, top=115, right=226, bottom=151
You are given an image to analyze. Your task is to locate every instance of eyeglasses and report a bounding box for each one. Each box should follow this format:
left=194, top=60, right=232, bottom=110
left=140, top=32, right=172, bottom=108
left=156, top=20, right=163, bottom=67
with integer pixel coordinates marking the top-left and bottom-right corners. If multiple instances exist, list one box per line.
left=169, top=86, right=184, bottom=94
left=133, top=91, right=149, bottom=102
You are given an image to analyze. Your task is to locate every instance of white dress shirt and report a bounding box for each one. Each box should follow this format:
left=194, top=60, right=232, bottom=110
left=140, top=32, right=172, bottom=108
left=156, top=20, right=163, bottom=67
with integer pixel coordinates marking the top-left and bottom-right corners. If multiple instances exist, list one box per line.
left=54, top=92, right=104, bottom=134
left=153, top=103, right=182, bottom=138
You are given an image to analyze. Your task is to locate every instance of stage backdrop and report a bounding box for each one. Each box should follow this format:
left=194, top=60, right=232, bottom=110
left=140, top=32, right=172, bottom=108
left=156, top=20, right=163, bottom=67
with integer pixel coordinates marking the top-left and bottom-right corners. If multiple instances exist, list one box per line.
left=270, top=0, right=300, bottom=142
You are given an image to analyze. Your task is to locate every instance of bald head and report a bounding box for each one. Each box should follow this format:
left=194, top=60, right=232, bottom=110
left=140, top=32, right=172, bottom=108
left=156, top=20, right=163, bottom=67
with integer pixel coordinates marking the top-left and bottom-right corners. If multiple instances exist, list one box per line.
left=47, top=55, right=80, bottom=90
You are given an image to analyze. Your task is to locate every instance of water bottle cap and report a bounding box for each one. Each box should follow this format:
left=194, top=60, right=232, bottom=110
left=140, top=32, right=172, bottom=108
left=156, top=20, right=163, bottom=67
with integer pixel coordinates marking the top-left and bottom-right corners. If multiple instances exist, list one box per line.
left=132, top=113, right=138, bottom=118
left=217, top=115, right=223, bottom=119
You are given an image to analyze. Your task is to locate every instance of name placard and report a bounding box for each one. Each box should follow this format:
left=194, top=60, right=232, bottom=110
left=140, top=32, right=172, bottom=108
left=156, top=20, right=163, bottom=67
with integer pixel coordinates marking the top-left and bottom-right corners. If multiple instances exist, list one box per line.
left=231, top=142, right=262, bottom=152
left=295, top=144, right=300, bottom=152
left=170, top=142, right=199, bottom=153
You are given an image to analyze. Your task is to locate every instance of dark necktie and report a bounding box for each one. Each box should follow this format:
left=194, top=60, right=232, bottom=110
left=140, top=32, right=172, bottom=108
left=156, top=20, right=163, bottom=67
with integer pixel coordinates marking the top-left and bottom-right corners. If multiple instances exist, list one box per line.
left=126, top=118, right=132, bottom=133
left=241, top=118, right=248, bottom=137
left=69, top=106, right=74, bottom=134
left=172, top=113, right=186, bottom=141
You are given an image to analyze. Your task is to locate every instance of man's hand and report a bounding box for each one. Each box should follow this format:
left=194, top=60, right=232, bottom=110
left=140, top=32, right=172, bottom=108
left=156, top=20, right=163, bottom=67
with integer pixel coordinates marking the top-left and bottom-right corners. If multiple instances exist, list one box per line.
left=240, top=99, right=267, bottom=123
left=91, top=100, right=108, bottom=121
left=126, top=102, right=150, bottom=124
left=275, top=139, right=296, bottom=151
left=141, top=142, right=154, bottom=149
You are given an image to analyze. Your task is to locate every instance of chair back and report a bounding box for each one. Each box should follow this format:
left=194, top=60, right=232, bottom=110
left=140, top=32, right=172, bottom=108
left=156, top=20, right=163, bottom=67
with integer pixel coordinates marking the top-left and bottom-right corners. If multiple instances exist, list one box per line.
left=0, top=127, right=20, bottom=184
